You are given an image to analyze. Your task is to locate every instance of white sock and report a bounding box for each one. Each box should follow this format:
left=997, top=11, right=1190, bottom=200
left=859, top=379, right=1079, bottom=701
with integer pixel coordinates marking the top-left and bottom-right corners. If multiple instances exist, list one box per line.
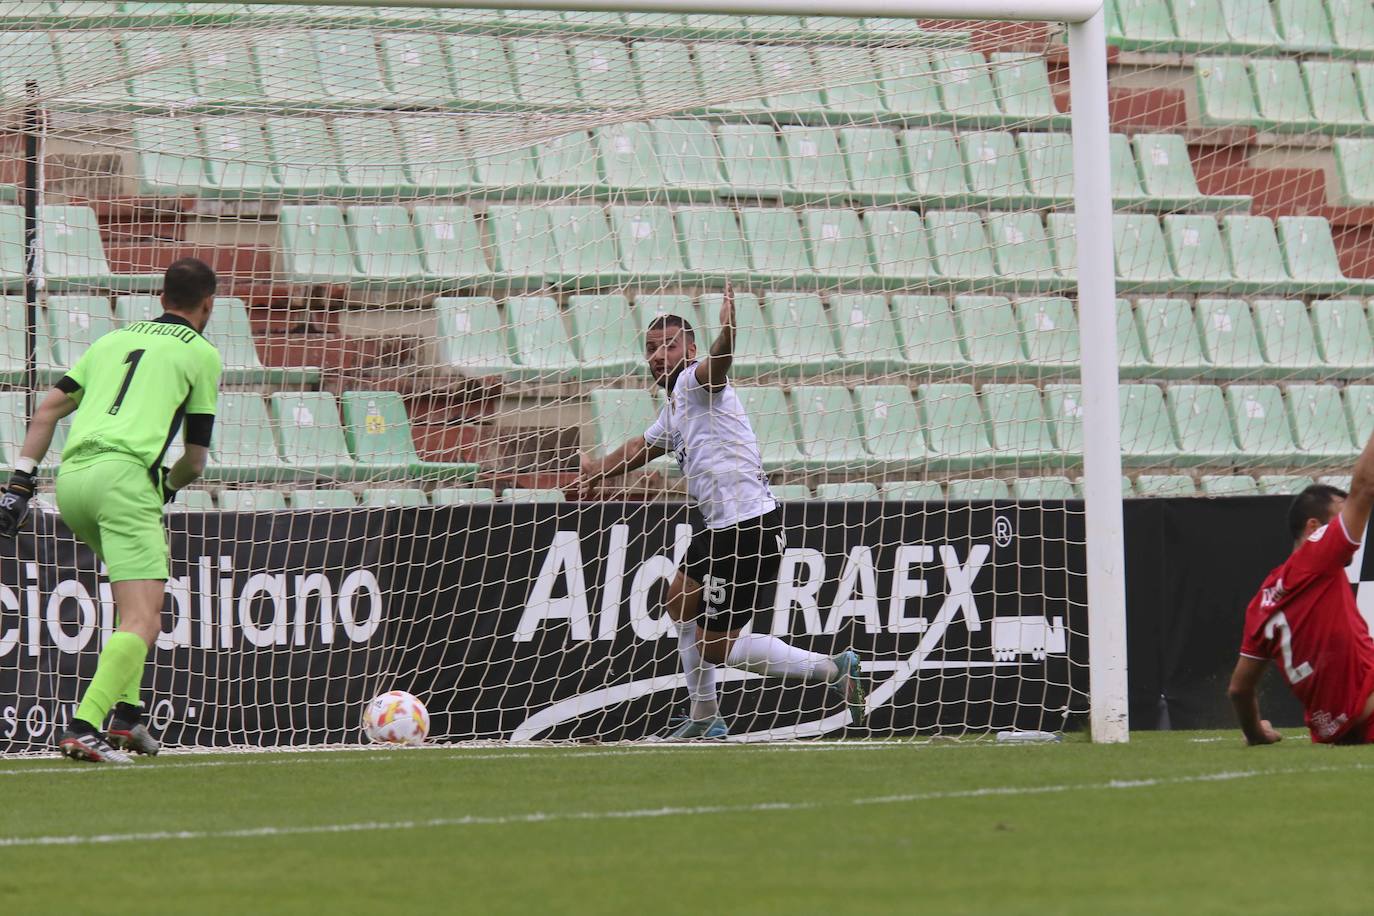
left=676, top=620, right=719, bottom=720
left=725, top=634, right=838, bottom=684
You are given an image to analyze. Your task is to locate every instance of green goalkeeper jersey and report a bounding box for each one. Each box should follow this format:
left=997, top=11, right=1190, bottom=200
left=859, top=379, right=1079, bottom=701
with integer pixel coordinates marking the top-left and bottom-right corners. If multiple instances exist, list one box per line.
left=59, top=314, right=222, bottom=473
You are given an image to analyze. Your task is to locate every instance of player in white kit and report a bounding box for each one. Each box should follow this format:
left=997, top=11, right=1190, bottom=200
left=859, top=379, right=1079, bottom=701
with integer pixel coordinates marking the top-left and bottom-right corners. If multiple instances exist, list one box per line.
left=578, top=283, right=866, bottom=739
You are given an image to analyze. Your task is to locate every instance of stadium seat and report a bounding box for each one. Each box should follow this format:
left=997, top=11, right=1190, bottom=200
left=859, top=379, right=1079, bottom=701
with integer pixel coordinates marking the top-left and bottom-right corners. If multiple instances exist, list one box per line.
left=505, top=296, right=579, bottom=380
left=1132, top=134, right=1246, bottom=212
left=792, top=386, right=870, bottom=470
left=875, top=48, right=942, bottom=119
left=1251, top=59, right=1315, bottom=130
left=1113, top=214, right=1175, bottom=291
left=1346, top=385, right=1374, bottom=444
left=959, top=131, right=1031, bottom=206
left=803, top=210, right=877, bottom=287
left=411, top=205, right=492, bottom=285
left=1330, top=0, right=1374, bottom=54
left=1276, top=0, right=1336, bottom=52
left=186, top=32, right=260, bottom=106
left=534, top=131, right=605, bottom=197
left=317, top=31, right=391, bottom=104
left=947, top=478, right=1011, bottom=500
left=926, top=211, right=997, bottom=287
left=51, top=32, right=126, bottom=108
left=1200, top=474, right=1262, bottom=496
left=697, top=43, right=769, bottom=115
left=1195, top=57, right=1259, bottom=127
left=866, top=210, right=935, bottom=286
left=1164, top=216, right=1234, bottom=290
left=1259, top=475, right=1315, bottom=495
left=434, top=297, right=517, bottom=376
left=854, top=385, right=928, bottom=465
left=1046, top=212, right=1077, bottom=279
left=567, top=295, right=640, bottom=379
left=650, top=120, right=723, bottom=202
left=611, top=205, right=687, bottom=282
left=765, top=292, right=844, bottom=375
left=270, top=392, right=357, bottom=479
left=0, top=298, right=31, bottom=385
left=780, top=128, right=851, bottom=202
left=201, top=117, right=279, bottom=195
left=508, top=37, right=580, bottom=107
left=736, top=386, right=805, bottom=470
left=132, top=118, right=210, bottom=195
left=548, top=205, right=626, bottom=287
left=1196, top=298, right=1265, bottom=377
left=486, top=206, right=558, bottom=286
left=930, top=50, right=1002, bottom=122
left=1112, top=0, right=1177, bottom=47
left=1017, top=132, right=1073, bottom=202
left=892, top=295, right=969, bottom=372
left=570, top=39, right=641, bottom=108
left=44, top=206, right=154, bottom=290
left=1334, top=139, right=1374, bottom=206
left=818, top=47, right=886, bottom=117
left=1311, top=299, right=1374, bottom=374
left=1222, top=216, right=1292, bottom=288
left=676, top=207, right=750, bottom=281
left=739, top=209, right=813, bottom=284
left=841, top=127, right=912, bottom=204
left=981, top=384, right=1057, bottom=465
left=334, top=119, right=410, bottom=196
left=443, top=35, right=519, bottom=107
left=1251, top=299, right=1324, bottom=377
left=1167, top=384, right=1239, bottom=465
left=953, top=296, right=1023, bottom=374
left=694, top=291, right=778, bottom=376
left=588, top=388, right=672, bottom=473
left=1278, top=217, right=1367, bottom=295
left=1287, top=383, right=1358, bottom=461
left=1016, top=297, right=1079, bottom=374
left=1136, top=298, right=1208, bottom=377
left=290, top=489, right=358, bottom=509
left=989, top=52, right=1064, bottom=125
left=918, top=383, right=994, bottom=470
left=346, top=205, right=425, bottom=284
left=264, top=117, right=346, bottom=195
left=210, top=393, right=290, bottom=483
left=361, top=488, right=430, bottom=507
left=596, top=124, right=665, bottom=199
left=277, top=205, right=355, bottom=285
left=831, top=294, right=905, bottom=373
left=469, top=123, right=538, bottom=190
left=168, top=489, right=216, bottom=512
left=1106, top=134, right=1151, bottom=206
left=1120, top=383, right=1183, bottom=465
left=758, top=45, right=828, bottom=116
left=881, top=480, right=944, bottom=501
left=432, top=488, right=498, bottom=504
left=219, top=489, right=288, bottom=511
left=121, top=33, right=195, bottom=108
left=987, top=212, right=1062, bottom=291
left=770, top=484, right=812, bottom=501
left=1301, top=61, right=1364, bottom=129
left=1319, top=473, right=1355, bottom=489
left=1011, top=476, right=1077, bottom=500
left=1226, top=384, right=1301, bottom=465
left=1116, top=299, right=1153, bottom=379
left=901, top=129, right=970, bottom=205
left=502, top=488, right=565, bottom=503
left=815, top=482, right=879, bottom=500
left=1134, top=474, right=1198, bottom=496
left=45, top=296, right=113, bottom=378
left=716, top=124, right=790, bottom=200
left=379, top=34, right=452, bottom=107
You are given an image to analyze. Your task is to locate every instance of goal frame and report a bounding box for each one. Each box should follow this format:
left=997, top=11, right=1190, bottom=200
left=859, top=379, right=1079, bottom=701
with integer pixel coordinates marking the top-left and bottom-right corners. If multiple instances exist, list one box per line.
left=182, top=0, right=1129, bottom=743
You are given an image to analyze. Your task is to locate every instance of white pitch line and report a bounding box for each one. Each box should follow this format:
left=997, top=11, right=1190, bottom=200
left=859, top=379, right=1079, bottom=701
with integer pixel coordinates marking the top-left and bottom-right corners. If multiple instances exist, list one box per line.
left=2, top=762, right=1369, bottom=849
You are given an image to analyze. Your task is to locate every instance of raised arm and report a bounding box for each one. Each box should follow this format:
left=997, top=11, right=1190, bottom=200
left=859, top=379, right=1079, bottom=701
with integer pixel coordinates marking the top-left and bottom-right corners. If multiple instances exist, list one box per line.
left=694, top=280, right=735, bottom=392
left=1344, top=425, right=1374, bottom=542
left=1228, top=655, right=1282, bottom=746
left=577, top=436, right=668, bottom=498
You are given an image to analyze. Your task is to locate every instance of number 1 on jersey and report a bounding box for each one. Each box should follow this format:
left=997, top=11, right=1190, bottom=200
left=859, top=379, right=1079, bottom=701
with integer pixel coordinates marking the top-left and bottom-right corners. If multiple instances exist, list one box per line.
left=1265, top=611, right=1314, bottom=685
left=108, top=348, right=146, bottom=416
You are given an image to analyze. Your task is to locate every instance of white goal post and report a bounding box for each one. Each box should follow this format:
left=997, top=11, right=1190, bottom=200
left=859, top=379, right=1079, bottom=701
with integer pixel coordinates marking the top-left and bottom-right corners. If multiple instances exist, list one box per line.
left=187, top=0, right=1127, bottom=742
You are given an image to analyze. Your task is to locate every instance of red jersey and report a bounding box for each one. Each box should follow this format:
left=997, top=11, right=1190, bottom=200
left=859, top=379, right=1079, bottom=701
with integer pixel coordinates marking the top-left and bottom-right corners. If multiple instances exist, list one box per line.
left=1240, top=515, right=1374, bottom=743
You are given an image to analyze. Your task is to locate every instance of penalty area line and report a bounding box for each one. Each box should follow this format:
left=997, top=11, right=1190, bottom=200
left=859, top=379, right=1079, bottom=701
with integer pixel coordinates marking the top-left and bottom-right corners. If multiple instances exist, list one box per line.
left=2, top=762, right=1370, bottom=848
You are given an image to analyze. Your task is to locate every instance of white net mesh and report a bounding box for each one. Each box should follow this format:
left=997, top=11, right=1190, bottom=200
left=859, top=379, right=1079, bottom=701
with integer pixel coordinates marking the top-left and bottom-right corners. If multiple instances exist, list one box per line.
left=0, top=3, right=1122, bottom=751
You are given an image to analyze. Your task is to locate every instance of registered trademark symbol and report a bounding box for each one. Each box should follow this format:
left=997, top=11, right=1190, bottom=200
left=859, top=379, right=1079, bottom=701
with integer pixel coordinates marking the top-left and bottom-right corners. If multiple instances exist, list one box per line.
left=993, top=516, right=1013, bottom=548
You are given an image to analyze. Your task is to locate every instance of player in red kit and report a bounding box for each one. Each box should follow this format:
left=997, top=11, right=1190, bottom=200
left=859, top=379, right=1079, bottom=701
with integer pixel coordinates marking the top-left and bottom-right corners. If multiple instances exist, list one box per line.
left=1229, top=440, right=1374, bottom=744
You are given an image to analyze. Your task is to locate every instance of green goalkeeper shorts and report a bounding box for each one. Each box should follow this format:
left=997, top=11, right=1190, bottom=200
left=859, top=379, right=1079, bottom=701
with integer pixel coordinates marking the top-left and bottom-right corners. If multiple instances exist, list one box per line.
left=56, top=457, right=169, bottom=582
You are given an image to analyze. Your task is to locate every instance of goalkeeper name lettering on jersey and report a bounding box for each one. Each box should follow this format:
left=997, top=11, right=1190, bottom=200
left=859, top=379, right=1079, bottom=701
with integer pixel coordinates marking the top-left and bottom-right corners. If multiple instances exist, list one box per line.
left=1240, top=516, right=1374, bottom=743
left=644, top=361, right=776, bottom=530
left=60, top=314, right=222, bottom=473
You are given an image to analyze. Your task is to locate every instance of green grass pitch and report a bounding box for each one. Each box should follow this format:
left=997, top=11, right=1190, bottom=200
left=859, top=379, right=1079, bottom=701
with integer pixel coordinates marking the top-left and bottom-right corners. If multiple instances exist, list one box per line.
left=1, top=731, right=1372, bottom=915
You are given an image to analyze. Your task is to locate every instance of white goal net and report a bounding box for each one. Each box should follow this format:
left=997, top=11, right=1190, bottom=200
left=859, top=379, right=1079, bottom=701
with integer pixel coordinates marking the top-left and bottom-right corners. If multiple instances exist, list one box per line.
left=0, top=2, right=1117, bottom=751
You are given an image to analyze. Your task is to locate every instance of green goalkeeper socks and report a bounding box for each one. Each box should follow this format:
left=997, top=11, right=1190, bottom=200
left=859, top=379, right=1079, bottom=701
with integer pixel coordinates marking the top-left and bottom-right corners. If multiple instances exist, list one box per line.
left=75, top=631, right=149, bottom=729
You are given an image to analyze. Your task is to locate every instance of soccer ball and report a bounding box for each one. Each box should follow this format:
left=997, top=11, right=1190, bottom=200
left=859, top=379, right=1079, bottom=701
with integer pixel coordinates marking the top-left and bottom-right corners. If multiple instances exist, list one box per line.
left=362, top=690, right=429, bottom=746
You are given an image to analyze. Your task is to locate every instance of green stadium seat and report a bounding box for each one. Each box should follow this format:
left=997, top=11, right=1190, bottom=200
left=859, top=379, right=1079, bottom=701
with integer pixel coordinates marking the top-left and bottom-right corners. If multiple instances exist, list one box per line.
left=1318, top=473, right=1354, bottom=489
left=39, top=206, right=113, bottom=288
left=167, top=489, right=216, bottom=512
left=716, top=124, right=790, bottom=200
left=988, top=212, right=1062, bottom=291
left=434, top=297, right=516, bottom=376
left=314, top=30, right=391, bottom=105
left=1011, top=476, right=1077, bottom=500
left=1108, top=134, right=1150, bottom=206
left=1251, top=299, right=1324, bottom=377
left=534, top=131, right=605, bottom=197
left=1347, top=385, right=1374, bottom=444
left=696, top=43, right=768, bottom=115
left=1334, top=139, right=1374, bottom=206
left=186, top=32, right=260, bottom=106
left=1311, top=299, right=1374, bottom=374
left=51, top=32, right=126, bottom=107
left=699, top=291, right=780, bottom=376
left=432, top=488, right=498, bottom=504
left=506, top=296, right=578, bottom=380
left=1222, top=215, right=1292, bottom=288
left=918, top=383, right=994, bottom=470
left=855, top=385, right=928, bottom=465
left=0, top=297, right=31, bottom=385
left=502, top=488, right=565, bottom=503
left=1330, top=0, right=1374, bottom=54
left=468, top=122, right=537, bottom=190
left=1226, top=384, right=1300, bottom=465
left=901, top=129, right=971, bottom=205
left=926, top=211, right=997, bottom=286
left=210, top=392, right=290, bottom=483
left=756, top=45, right=826, bottom=116
left=270, top=391, right=357, bottom=480
left=1258, top=475, right=1313, bottom=495
left=0, top=33, right=59, bottom=106
left=1167, top=384, right=1238, bottom=465
left=508, top=37, right=580, bottom=107
left=1135, top=474, right=1198, bottom=496
left=737, top=386, right=805, bottom=470
left=1017, top=132, right=1073, bottom=202
left=1117, top=299, right=1152, bottom=379
left=960, top=131, right=1031, bottom=205
left=803, top=210, right=876, bottom=287
left=1276, top=0, right=1336, bottom=52
left=1301, top=61, right=1364, bottom=129
left=570, top=39, right=641, bottom=108
left=362, top=488, right=430, bottom=507
left=832, top=294, right=904, bottom=372
left=740, top=209, right=812, bottom=285
left=635, top=43, right=701, bottom=115
left=1164, top=215, right=1232, bottom=290
left=781, top=127, right=851, bottom=201
left=0, top=390, right=25, bottom=465
left=1134, top=134, right=1245, bottom=212
left=346, top=205, right=425, bottom=284
left=611, top=205, right=686, bottom=282
left=201, top=117, right=279, bottom=195
left=596, top=124, right=664, bottom=198
left=341, top=390, right=477, bottom=481
left=567, top=295, right=640, bottom=379
left=333, top=119, right=410, bottom=196
left=866, top=210, right=935, bottom=286
left=1196, top=298, right=1265, bottom=377
left=45, top=296, right=113, bottom=378
left=1016, top=297, right=1079, bottom=374
left=486, top=206, right=557, bottom=286
left=953, top=295, right=1023, bottom=374
left=930, top=50, right=1001, bottom=122
left=1136, top=297, right=1208, bottom=377
left=1195, top=57, right=1259, bottom=127
left=588, top=388, right=672, bottom=473
left=770, top=484, right=812, bottom=501
left=947, top=478, right=1011, bottom=500
left=1279, top=216, right=1364, bottom=295
left=1200, top=474, right=1261, bottom=495
left=766, top=293, right=844, bottom=375
left=264, top=117, right=346, bottom=195
left=1114, top=0, right=1179, bottom=48
left=413, top=205, right=491, bottom=285
left=650, top=119, right=722, bottom=202
left=277, top=205, right=355, bottom=285
left=1114, top=214, right=1175, bottom=291
left=815, top=482, right=879, bottom=500
left=1120, top=383, right=1183, bottom=464
left=219, top=489, right=288, bottom=511
left=1225, top=0, right=1284, bottom=47
left=548, top=205, right=626, bottom=287
left=989, top=52, right=1063, bottom=125
left=1250, top=59, right=1315, bottom=130
left=881, top=480, right=944, bottom=501
left=818, top=48, right=885, bottom=117
left=875, top=48, right=943, bottom=119
left=676, top=207, right=750, bottom=281
left=378, top=33, right=452, bottom=106
left=1287, top=383, right=1357, bottom=461
left=1046, top=212, right=1077, bottom=279
left=982, top=384, right=1056, bottom=465
left=442, top=36, right=520, bottom=107
left=290, top=489, right=358, bottom=509
left=893, top=294, right=968, bottom=372
left=132, top=118, right=210, bottom=195
left=841, top=128, right=912, bottom=204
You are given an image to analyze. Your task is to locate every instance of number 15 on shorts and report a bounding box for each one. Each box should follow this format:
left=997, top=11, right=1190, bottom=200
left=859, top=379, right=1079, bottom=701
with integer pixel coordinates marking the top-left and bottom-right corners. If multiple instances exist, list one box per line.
left=702, top=575, right=729, bottom=615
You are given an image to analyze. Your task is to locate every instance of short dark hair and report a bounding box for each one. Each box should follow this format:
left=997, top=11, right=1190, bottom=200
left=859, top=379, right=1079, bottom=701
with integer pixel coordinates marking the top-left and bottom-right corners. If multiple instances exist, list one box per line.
left=1288, top=483, right=1348, bottom=540
left=163, top=258, right=217, bottom=310
left=645, top=313, right=694, bottom=343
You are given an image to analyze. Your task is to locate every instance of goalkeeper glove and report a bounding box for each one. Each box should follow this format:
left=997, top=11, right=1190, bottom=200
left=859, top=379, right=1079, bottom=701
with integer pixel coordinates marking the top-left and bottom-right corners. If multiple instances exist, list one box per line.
left=0, top=468, right=35, bottom=537
left=153, top=466, right=178, bottom=505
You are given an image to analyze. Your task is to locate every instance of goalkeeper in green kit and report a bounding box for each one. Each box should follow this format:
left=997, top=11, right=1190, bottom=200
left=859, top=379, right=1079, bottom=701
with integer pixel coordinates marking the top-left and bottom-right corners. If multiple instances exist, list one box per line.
left=0, top=258, right=221, bottom=763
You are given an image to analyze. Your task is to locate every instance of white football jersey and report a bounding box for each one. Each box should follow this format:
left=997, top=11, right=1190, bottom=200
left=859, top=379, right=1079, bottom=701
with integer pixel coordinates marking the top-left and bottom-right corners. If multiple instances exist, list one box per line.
left=644, top=362, right=777, bottom=529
